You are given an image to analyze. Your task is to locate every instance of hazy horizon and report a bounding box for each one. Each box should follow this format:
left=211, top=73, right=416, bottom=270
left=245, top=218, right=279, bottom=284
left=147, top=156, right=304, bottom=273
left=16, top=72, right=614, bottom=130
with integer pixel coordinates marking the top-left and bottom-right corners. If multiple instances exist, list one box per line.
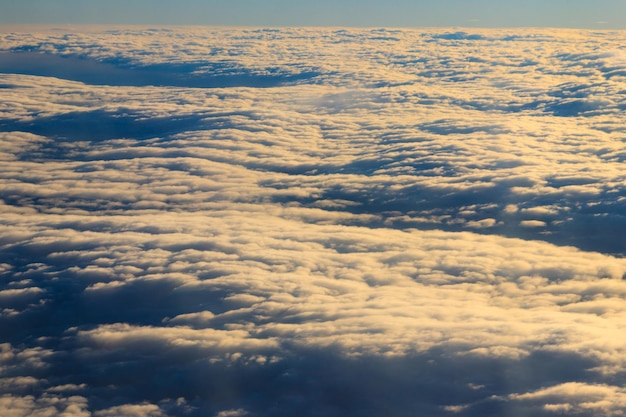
left=1, top=0, right=626, bottom=29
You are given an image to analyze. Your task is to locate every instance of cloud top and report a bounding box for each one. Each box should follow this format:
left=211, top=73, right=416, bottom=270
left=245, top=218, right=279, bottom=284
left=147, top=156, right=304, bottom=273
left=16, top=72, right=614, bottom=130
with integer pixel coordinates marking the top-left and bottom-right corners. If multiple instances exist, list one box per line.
left=1, top=27, right=626, bottom=417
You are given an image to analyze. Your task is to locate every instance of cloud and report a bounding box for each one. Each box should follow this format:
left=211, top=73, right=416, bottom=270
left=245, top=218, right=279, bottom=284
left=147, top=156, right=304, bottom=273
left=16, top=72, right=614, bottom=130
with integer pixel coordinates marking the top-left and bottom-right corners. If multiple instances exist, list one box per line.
left=520, top=220, right=547, bottom=228
left=1, top=26, right=626, bottom=417
left=508, top=382, right=626, bottom=416
left=0, top=394, right=90, bottom=417
left=0, top=52, right=322, bottom=88
left=94, top=403, right=167, bottom=417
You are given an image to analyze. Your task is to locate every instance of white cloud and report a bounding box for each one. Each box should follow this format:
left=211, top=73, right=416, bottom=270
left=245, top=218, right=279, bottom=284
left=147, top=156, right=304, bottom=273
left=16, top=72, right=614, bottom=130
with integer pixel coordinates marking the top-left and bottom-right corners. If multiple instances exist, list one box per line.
left=1, top=26, right=626, bottom=417
left=520, top=220, right=547, bottom=228
left=94, top=403, right=167, bottom=417
left=0, top=394, right=90, bottom=417
left=509, top=382, right=626, bottom=416
left=215, top=409, right=248, bottom=417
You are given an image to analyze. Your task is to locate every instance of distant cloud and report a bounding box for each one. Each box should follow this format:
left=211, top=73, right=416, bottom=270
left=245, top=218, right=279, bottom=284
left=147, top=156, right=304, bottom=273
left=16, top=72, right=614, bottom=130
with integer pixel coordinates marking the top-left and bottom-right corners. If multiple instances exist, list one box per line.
left=1, top=26, right=626, bottom=417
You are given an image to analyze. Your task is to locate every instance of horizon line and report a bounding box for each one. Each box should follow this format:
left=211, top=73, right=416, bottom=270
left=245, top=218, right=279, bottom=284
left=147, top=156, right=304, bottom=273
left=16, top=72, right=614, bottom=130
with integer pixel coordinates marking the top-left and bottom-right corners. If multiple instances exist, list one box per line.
left=1, top=23, right=624, bottom=32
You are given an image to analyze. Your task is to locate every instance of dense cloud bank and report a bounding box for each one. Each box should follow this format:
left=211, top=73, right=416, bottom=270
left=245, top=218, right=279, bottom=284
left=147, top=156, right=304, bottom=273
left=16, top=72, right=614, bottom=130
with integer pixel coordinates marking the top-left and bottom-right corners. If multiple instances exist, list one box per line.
left=1, top=27, right=626, bottom=416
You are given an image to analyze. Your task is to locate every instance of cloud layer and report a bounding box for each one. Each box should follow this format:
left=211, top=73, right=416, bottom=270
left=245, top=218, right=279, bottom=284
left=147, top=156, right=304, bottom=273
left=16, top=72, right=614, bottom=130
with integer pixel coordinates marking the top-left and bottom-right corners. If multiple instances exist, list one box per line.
left=1, top=26, right=626, bottom=416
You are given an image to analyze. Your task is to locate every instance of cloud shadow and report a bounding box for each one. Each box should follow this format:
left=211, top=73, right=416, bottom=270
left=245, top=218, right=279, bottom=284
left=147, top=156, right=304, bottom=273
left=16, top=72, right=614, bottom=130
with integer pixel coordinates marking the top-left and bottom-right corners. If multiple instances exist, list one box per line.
left=0, top=52, right=322, bottom=88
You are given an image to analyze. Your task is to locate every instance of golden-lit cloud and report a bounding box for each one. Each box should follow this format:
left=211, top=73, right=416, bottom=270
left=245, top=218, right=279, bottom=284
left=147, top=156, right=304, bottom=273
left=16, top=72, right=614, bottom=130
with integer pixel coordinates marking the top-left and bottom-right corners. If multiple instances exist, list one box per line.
left=1, top=26, right=626, bottom=417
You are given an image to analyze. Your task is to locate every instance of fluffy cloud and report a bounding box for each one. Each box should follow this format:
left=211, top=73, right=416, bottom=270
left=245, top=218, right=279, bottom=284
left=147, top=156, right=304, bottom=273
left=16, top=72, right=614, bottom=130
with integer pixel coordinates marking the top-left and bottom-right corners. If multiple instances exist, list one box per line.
left=1, top=26, right=626, bottom=417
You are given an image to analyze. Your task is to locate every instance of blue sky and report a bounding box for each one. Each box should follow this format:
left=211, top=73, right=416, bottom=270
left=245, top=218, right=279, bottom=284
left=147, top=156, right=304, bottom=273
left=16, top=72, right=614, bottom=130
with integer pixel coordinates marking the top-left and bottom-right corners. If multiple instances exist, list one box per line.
left=1, top=0, right=625, bottom=28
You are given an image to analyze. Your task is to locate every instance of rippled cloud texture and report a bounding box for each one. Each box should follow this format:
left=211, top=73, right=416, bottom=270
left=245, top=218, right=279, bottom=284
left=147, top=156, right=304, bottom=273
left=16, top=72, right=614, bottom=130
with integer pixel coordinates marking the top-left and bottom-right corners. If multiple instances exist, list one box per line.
left=1, top=26, right=626, bottom=417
